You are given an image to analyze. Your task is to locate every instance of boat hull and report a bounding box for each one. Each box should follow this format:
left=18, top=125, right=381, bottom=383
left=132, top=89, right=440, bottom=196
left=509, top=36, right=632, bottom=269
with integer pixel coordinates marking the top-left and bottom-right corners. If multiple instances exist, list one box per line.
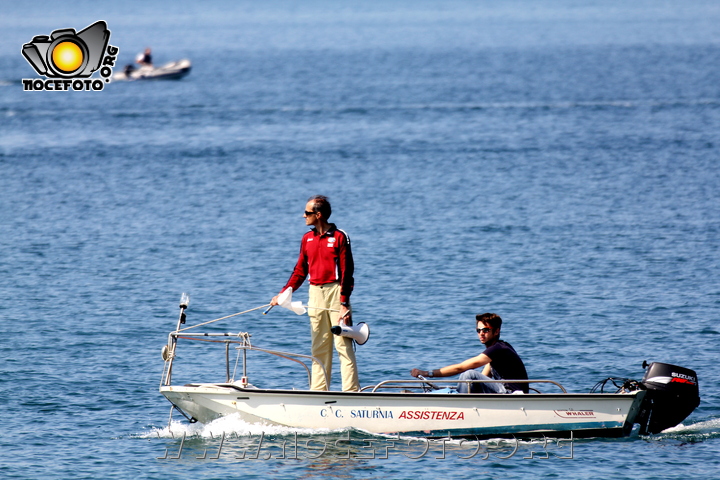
left=161, top=384, right=645, bottom=438
left=113, top=59, right=191, bottom=81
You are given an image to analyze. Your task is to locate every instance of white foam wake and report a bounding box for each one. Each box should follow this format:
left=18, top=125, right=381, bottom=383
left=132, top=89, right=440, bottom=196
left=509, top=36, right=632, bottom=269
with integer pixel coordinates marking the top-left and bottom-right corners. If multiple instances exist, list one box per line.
left=141, top=413, right=343, bottom=439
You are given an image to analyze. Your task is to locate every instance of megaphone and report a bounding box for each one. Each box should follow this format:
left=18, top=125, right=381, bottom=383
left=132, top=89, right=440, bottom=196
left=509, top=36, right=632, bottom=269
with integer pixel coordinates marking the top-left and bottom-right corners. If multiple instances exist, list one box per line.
left=331, top=322, right=370, bottom=345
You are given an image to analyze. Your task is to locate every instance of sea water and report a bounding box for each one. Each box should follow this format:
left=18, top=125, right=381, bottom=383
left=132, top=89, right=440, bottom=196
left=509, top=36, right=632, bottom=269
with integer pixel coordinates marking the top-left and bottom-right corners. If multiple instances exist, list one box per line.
left=1, top=1, right=719, bottom=479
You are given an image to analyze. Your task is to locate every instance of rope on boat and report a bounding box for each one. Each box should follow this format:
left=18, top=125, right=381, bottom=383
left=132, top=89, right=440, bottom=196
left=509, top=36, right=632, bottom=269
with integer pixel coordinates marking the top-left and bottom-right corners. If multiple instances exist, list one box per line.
left=176, top=304, right=271, bottom=332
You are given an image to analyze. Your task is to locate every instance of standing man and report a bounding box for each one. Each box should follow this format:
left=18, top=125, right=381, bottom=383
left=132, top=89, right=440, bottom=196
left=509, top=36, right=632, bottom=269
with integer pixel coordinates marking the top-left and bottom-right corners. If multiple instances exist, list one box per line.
left=271, top=195, right=360, bottom=392
left=410, top=313, right=528, bottom=393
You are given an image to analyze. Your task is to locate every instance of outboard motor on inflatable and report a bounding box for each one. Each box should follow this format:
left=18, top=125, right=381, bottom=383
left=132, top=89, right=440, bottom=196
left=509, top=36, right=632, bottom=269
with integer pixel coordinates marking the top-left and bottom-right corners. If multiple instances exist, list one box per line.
left=635, top=361, right=700, bottom=435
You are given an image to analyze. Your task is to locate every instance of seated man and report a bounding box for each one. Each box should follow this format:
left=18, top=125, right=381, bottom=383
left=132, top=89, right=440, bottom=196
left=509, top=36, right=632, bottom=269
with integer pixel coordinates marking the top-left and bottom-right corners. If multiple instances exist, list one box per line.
left=410, top=313, right=529, bottom=393
left=136, top=47, right=153, bottom=66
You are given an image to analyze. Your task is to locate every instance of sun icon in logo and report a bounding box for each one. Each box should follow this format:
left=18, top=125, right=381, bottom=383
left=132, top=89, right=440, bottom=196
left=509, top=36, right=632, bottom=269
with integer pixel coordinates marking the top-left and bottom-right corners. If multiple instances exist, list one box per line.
left=51, top=41, right=85, bottom=73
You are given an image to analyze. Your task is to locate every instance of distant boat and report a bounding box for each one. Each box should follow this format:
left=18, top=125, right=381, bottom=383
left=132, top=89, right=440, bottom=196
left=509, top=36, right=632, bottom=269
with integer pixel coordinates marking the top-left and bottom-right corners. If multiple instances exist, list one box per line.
left=114, top=59, right=191, bottom=81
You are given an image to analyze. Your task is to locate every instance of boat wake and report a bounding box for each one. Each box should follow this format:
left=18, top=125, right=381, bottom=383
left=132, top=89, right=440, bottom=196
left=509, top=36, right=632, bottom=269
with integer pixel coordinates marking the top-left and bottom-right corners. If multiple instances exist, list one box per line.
left=142, top=413, right=342, bottom=440
left=652, top=417, right=720, bottom=442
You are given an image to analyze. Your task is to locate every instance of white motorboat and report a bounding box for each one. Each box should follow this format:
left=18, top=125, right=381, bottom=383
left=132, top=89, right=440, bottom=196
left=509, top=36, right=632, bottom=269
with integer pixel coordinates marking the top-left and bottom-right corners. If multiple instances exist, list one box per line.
left=114, top=59, right=191, bottom=81
left=159, top=297, right=699, bottom=439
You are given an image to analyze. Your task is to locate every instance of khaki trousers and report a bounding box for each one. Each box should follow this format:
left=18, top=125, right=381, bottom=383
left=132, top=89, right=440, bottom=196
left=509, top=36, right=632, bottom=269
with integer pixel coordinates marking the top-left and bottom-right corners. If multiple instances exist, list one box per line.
left=308, top=282, right=359, bottom=391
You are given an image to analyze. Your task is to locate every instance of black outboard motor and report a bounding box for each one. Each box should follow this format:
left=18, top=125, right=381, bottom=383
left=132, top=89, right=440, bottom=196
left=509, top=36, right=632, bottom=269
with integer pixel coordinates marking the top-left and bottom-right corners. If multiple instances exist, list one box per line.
left=635, top=361, right=700, bottom=435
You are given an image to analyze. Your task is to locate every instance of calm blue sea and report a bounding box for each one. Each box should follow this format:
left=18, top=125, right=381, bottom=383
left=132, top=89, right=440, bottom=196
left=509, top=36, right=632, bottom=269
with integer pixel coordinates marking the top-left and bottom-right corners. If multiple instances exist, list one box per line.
left=1, top=1, right=719, bottom=479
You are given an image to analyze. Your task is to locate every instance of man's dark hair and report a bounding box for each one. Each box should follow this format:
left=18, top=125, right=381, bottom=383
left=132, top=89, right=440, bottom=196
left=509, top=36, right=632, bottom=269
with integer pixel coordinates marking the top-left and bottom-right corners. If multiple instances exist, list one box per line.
left=308, top=195, right=332, bottom=219
left=476, top=313, right=502, bottom=330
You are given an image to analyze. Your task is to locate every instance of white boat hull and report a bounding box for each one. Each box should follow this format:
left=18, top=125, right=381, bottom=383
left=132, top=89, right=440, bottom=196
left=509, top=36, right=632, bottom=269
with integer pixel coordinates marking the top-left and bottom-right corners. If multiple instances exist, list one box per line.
left=161, top=384, right=645, bottom=438
left=113, top=59, right=191, bottom=81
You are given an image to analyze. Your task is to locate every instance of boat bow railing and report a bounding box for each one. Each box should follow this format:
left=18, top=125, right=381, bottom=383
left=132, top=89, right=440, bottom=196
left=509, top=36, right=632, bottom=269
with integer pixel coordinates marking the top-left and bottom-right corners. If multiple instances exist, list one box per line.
left=161, top=331, right=328, bottom=390
left=234, top=344, right=328, bottom=390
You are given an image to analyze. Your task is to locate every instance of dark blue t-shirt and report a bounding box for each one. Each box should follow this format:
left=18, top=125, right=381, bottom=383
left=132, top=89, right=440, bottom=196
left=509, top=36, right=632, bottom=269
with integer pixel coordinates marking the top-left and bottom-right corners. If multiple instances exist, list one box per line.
left=482, top=340, right=529, bottom=393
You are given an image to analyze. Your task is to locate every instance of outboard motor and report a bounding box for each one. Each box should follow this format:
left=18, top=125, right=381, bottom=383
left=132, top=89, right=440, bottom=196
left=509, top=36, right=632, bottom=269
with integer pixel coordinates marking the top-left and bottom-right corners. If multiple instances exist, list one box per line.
left=635, top=361, right=700, bottom=435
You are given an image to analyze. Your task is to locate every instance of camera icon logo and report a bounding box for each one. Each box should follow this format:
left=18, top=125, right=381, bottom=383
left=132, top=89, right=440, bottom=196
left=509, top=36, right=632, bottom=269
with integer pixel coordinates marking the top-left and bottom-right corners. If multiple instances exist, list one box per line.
left=22, top=20, right=110, bottom=78
left=22, top=21, right=119, bottom=91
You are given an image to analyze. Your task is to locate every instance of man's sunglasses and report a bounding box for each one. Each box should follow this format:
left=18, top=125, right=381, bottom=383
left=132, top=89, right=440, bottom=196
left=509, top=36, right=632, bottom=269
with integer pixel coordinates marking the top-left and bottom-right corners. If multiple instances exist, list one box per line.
left=476, top=327, right=492, bottom=334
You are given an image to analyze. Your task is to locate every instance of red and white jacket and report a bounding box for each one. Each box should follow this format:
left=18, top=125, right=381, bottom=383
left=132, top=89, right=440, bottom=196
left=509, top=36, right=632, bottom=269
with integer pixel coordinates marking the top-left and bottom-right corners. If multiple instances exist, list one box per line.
left=282, top=224, right=354, bottom=304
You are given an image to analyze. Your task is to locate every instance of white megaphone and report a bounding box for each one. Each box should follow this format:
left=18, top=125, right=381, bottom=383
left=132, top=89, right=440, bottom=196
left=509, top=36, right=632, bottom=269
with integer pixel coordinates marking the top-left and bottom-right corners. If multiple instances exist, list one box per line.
left=331, top=322, right=370, bottom=345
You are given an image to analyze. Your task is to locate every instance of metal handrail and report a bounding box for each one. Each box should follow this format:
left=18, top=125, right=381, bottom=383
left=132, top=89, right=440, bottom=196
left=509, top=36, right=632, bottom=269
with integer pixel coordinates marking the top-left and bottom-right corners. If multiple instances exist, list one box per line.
left=172, top=332, right=251, bottom=339
left=365, top=378, right=568, bottom=393
left=161, top=331, right=328, bottom=390
left=235, top=345, right=328, bottom=390
left=162, top=332, right=253, bottom=386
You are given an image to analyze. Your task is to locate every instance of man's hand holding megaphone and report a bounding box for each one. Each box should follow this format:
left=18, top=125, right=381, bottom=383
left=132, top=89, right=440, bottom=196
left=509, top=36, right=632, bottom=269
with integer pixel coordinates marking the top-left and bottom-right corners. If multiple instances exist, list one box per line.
left=339, top=303, right=352, bottom=327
